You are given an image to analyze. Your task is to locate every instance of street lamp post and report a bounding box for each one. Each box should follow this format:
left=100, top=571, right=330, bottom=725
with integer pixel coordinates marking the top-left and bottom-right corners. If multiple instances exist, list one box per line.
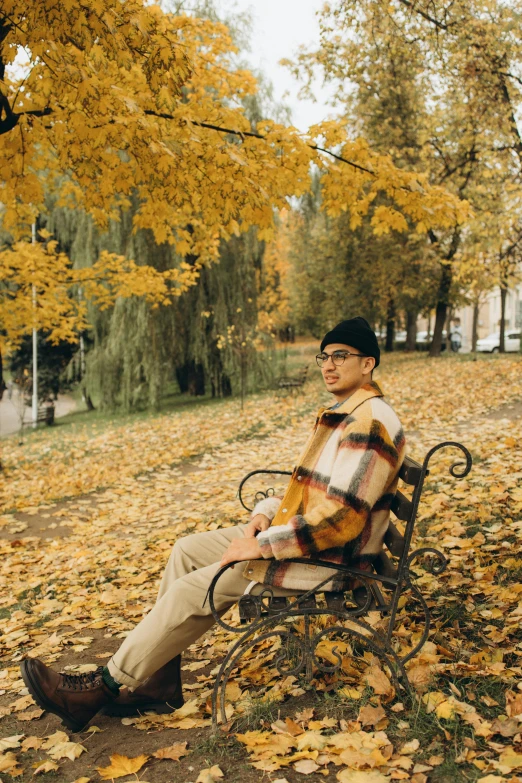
left=32, top=222, right=38, bottom=428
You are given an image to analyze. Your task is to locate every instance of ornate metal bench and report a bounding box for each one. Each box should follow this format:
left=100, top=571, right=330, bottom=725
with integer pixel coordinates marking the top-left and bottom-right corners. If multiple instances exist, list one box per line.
left=276, top=364, right=309, bottom=396
left=208, top=441, right=472, bottom=728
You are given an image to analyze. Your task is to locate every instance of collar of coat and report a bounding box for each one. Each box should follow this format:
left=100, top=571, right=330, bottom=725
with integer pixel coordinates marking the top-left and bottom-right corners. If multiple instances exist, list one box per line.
left=318, top=380, right=384, bottom=418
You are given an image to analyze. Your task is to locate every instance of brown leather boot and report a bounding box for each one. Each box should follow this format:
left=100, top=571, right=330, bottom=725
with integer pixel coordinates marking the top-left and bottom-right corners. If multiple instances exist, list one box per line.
left=102, top=655, right=184, bottom=717
left=20, top=658, right=117, bottom=733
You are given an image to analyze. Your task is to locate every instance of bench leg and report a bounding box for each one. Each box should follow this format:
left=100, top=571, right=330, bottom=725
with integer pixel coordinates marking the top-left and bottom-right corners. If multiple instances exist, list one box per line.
left=211, top=607, right=411, bottom=731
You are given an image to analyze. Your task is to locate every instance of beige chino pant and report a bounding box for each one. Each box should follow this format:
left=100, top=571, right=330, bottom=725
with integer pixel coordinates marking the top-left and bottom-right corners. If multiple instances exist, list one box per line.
left=108, top=524, right=298, bottom=690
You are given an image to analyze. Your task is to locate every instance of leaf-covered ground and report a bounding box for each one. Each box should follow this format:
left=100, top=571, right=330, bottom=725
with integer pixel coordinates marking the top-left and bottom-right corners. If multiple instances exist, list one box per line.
left=1, top=353, right=522, bottom=783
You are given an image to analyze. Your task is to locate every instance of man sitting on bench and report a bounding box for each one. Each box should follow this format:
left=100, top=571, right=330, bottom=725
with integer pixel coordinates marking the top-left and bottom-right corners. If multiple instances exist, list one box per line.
left=21, top=316, right=405, bottom=732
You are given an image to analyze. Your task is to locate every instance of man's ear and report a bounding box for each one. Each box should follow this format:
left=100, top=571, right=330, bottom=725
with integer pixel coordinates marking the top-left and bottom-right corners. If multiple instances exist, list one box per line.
left=363, top=356, right=376, bottom=376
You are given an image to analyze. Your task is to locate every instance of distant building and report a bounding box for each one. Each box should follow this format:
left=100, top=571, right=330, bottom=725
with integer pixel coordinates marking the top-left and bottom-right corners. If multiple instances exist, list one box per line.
left=454, top=283, right=522, bottom=352
left=416, top=283, right=522, bottom=352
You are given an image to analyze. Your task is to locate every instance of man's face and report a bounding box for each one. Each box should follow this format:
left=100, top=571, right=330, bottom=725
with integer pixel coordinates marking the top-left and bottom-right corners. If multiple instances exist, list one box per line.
left=319, top=343, right=375, bottom=398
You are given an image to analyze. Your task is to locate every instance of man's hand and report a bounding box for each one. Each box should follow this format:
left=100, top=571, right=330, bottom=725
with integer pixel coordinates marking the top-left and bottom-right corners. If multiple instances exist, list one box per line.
left=244, top=514, right=271, bottom=538
left=219, top=537, right=263, bottom=568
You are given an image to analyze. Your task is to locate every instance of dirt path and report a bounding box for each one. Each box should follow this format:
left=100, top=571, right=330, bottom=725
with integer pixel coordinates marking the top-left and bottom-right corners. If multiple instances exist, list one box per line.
left=0, top=391, right=77, bottom=439
left=0, top=459, right=206, bottom=540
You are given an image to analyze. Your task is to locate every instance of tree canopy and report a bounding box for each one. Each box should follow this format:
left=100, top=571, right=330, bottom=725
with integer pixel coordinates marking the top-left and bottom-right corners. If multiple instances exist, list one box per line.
left=284, top=0, right=522, bottom=352
left=0, top=0, right=471, bottom=359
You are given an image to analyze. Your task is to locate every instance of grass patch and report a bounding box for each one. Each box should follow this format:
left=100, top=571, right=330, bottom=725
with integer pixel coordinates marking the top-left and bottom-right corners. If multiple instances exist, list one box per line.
left=232, top=696, right=280, bottom=732
left=193, top=731, right=246, bottom=761
left=318, top=685, right=375, bottom=722
left=431, top=599, right=469, bottom=628
left=445, top=676, right=506, bottom=718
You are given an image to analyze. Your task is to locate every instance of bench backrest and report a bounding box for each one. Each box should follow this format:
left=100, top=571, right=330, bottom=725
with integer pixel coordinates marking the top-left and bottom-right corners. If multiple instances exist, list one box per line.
left=383, top=455, right=427, bottom=561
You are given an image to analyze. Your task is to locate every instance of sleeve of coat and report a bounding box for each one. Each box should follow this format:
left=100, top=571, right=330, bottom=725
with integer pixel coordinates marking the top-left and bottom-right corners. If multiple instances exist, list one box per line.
left=256, top=418, right=402, bottom=560
left=250, top=496, right=281, bottom=521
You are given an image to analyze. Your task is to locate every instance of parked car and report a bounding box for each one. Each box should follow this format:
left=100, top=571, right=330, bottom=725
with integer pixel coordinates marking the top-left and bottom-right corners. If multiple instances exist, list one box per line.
left=476, top=331, right=521, bottom=352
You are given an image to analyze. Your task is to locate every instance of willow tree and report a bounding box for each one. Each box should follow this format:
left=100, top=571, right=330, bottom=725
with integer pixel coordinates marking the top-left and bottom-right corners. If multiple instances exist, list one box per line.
left=43, top=195, right=268, bottom=410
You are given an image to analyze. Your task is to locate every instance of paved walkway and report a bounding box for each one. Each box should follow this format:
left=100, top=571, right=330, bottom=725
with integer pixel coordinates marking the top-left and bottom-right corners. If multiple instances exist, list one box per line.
left=0, top=388, right=77, bottom=438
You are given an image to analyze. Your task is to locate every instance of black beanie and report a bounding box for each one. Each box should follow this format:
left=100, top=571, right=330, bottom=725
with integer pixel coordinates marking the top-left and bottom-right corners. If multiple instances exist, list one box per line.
left=320, top=317, right=380, bottom=367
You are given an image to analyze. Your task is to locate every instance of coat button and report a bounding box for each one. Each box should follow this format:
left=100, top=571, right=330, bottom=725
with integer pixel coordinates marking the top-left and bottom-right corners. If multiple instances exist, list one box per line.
left=297, top=476, right=302, bottom=481
left=247, top=570, right=253, bottom=575
left=282, top=508, right=287, bottom=513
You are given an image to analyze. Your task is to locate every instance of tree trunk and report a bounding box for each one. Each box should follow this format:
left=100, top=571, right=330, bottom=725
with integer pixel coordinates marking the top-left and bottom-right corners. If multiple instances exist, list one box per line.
left=472, top=302, right=479, bottom=352
left=82, top=387, right=95, bottom=410
left=405, top=310, right=417, bottom=351
left=176, top=364, right=189, bottom=394
left=187, top=363, right=205, bottom=396
left=240, top=353, right=246, bottom=410
left=0, top=349, right=4, bottom=470
left=385, top=299, right=395, bottom=352
left=429, top=263, right=453, bottom=357
left=177, top=362, right=205, bottom=395
left=0, top=348, right=5, bottom=400
left=499, top=285, right=507, bottom=353
left=445, top=309, right=453, bottom=344
left=427, top=312, right=432, bottom=340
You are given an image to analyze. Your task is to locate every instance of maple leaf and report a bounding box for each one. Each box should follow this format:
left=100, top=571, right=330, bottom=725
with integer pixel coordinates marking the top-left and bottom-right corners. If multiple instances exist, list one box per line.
left=18, top=708, right=45, bottom=721
left=296, top=731, right=328, bottom=751
left=196, top=765, right=224, bottom=783
left=401, top=739, right=420, bottom=755
left=96, top=754, right=149, bottom=780
left=497, top=748, right=522, bottom=770
left=505, top=690, right=522, bottom=718
left=152, top=741, right=189, bottom=761
left=47, top=740, right=86, bottom=762
left=0, top=752, right=23, bottom=775
left=41, top=731, right=70, bottom=750
left=21, top=736, right=43, bottom=752
left=295, top=708, right=315, bottom=722
left=0, top=735, right=24, bottom=752
left=364, top=665, right=394, bottom=699
left=357, top=704, right=387, bottom=728
left=33, top=760, right=59, bottom=775
left=337, top=770, right=389, bottom=783
left=294, top=759, right=320, bottom=774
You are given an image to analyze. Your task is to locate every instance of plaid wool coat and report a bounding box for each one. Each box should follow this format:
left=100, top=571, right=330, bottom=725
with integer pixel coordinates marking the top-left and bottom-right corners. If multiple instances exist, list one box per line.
left=243, top=381, right=406, bottom=591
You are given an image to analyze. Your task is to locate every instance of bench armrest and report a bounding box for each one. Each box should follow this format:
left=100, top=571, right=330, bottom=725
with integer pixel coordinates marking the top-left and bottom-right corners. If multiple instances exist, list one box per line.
left=238, top=469, right=292, bottom=512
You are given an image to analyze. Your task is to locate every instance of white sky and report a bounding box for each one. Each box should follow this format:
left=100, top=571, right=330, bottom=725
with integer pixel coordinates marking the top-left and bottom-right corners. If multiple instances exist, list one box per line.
left=228, top=0, right=337, bottom=132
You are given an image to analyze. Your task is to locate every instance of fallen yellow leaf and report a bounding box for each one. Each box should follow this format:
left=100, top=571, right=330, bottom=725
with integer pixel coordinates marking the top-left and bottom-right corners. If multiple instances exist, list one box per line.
left=153, top=741, right=189, bottom=761
left=33, top=760, right=59, bottom=775
left=96, top=753, right=149, bottom=780
left=196, top=765, right=224, bottom=783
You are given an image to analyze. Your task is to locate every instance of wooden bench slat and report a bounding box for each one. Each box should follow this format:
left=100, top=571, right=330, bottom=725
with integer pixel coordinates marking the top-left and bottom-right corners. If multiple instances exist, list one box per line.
left=391, top=490, right=413, bottom=522
left=399, top=456, right=425, bottom=486
left=383, top=520, right=406, bottom=557
left=297, top=595, right=317, bottom=609
left=325, top=592, right=346, bottom=611
left=238, top=595, right=258, bottom=623
left=270, top=597, right=289, bottom=613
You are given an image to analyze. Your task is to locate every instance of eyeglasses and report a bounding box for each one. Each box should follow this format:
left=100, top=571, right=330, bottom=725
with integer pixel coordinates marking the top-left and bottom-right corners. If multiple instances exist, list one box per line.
left=315, top=350, right=367, bottom=368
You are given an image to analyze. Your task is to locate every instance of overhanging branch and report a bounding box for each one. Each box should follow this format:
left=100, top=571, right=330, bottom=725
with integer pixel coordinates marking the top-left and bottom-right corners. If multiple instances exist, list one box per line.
left=144, top=111, right=377, bottom=177
left=0, top=106, right=52, bottom=135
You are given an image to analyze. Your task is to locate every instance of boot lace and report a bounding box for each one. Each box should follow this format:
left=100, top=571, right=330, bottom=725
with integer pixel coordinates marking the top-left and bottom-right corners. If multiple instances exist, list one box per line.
left=62, top=666, right=104, bottom=691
